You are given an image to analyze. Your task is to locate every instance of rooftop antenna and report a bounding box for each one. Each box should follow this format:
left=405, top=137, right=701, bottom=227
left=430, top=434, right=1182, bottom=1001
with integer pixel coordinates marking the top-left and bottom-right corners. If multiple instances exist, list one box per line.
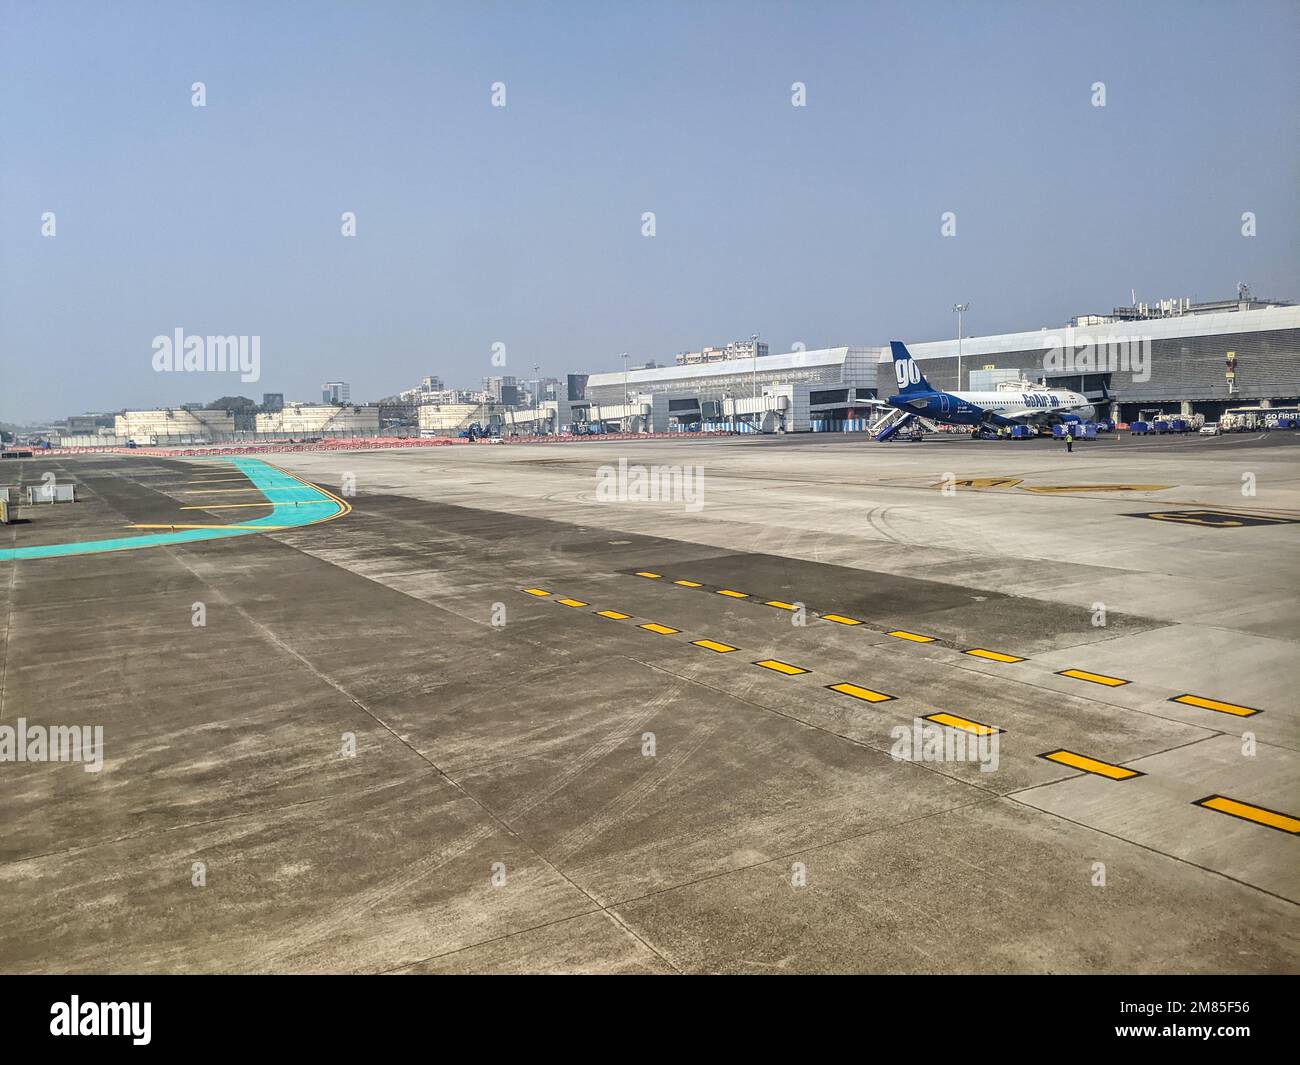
left=1237, top=281, right=1252, bottom=302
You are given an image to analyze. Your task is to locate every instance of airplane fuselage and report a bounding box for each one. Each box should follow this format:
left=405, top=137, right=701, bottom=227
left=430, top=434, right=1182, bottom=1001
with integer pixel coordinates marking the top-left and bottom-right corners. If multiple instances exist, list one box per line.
left=886, top=388, right=1094, bottom=427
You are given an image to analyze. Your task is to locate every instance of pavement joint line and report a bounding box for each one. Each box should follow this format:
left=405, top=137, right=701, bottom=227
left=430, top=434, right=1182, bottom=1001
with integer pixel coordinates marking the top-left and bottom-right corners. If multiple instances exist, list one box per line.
left=392, top=794, right=1006, bottom=975
left=1039, top=749, right=1144, bottom=780
left=1001, top=791, right=1300, bottom=909
left=1170, top=693, right=1261, bottom=717
left=1192, top=795, right=1300, bottom=834
left=1056, top=668, right=1131, bottom=687
left=151, top=541, right=647, bottom=971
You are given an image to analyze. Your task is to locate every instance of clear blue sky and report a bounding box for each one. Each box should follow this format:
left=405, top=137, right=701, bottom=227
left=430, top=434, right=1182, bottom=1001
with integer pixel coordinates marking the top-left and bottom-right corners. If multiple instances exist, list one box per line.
left=2, top=0, right=1296, bottom=421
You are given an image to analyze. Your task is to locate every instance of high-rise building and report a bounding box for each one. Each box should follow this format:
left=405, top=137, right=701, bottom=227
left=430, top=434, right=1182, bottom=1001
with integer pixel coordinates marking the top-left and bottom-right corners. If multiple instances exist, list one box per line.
left=322, top=381, right=351, bottom=404
left=483, top=375, right=519, bottom=406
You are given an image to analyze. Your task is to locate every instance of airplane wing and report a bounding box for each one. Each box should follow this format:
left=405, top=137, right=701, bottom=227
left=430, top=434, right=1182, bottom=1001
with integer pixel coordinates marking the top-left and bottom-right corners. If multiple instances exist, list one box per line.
left=982, top=407, right=1063, bottom=427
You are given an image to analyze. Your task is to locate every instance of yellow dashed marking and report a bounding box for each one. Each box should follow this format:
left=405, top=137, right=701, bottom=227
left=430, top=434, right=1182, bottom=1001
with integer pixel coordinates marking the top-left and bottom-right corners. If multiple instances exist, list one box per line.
left=522, top=588, right=551, bottom=597
left=764, top=600, right=798, bottom=610
left=754, top=659, right=809, bottom=676
left=887, top=630, right=936, bottom=643
left=692, top=639, right=737, bottom=653
left=923, top=712, right=1001, bottom=736
left=673, top=579, right=703, bottom=587
left=1170, top=694, right=1260, bottom=718
left=717, top=589, right=748, bottom=598
left=639, top=623, right=680, bottom=635
left=1041, top=750, right=1141, bottom=780
left=827, top=682, right=894, bottom=703
left=635, top=571, right=662, bottom=579
left=556, top=598, right=588, bottom=608
left=596, top=610, right=631, bottom=620
left=1194, top=795, right=1300, bottom=834
left=821, top=614, right=862, bottom=626
left=1057, top=668, right=1130, bottom=687
left=963, top=648, right=1024, bottom=663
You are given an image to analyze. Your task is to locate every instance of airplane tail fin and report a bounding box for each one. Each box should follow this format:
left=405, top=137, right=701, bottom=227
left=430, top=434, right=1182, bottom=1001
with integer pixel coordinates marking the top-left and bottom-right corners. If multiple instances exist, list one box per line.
left=889, top=341, right=933, bottom=394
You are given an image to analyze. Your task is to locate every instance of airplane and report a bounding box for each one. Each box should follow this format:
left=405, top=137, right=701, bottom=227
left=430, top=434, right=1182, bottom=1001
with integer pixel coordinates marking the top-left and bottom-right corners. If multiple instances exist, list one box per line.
left=884, top=341, right=1096, bottom=433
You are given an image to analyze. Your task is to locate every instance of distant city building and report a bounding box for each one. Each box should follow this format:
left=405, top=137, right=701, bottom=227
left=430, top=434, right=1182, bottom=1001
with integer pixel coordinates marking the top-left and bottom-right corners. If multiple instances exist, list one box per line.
left=261, top=392, right=285, bottom=412
left=321, top=381, right=351, bottom=404
left=484, top=375, right=519, bottom=406
left=63, top=415, right=102, bottom=433
left=674, top=338, right=768, bottom=366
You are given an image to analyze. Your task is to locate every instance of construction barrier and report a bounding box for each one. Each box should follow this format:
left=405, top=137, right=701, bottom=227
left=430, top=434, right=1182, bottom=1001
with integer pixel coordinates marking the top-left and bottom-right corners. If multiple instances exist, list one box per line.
left=30, top=430, right=734, bottom=459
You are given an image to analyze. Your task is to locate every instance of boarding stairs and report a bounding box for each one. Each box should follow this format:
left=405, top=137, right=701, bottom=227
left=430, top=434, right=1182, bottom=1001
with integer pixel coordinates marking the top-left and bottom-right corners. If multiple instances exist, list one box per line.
left=870, top=408, right=940, bottom=441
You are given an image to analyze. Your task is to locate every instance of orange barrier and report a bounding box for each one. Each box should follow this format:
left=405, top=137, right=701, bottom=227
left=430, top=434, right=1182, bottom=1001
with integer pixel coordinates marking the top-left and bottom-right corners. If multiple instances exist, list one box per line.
left=33, top=430, right=736, bottom=458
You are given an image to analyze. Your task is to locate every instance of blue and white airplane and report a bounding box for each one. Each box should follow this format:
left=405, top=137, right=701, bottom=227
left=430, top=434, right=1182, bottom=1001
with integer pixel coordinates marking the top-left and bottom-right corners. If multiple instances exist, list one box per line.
left=885, top=341, right=1095, bottom=429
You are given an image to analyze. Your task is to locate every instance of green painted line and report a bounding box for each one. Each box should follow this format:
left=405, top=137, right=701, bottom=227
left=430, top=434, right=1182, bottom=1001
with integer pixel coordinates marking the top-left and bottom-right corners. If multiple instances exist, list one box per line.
left=0, top=458, right=349, bottom=562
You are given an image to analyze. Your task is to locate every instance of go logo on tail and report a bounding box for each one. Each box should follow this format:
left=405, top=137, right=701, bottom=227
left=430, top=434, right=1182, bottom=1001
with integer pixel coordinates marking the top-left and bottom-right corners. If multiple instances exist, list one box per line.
left=894, top=359, right=922, bottom=388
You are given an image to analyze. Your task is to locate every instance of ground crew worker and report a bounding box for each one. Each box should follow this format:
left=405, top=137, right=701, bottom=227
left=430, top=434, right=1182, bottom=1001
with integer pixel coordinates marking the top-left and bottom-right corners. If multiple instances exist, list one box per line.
left=1065, top=429, right=1074, bottom=453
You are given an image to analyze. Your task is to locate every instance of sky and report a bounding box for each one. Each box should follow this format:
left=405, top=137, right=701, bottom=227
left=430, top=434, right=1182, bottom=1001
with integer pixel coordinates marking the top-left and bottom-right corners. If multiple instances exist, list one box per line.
left=1, top=0, right=1297, bottom=422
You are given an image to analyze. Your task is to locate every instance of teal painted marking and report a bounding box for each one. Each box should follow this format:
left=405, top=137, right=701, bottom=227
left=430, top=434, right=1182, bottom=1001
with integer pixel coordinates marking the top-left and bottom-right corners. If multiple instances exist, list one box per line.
left=0, top=458, right=345, bottom=562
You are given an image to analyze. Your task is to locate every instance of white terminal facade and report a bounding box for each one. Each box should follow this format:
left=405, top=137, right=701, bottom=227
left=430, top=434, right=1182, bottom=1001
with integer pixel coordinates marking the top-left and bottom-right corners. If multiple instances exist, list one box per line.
left=570, top=299, right=1299, bottom=433
left=579, top=347, right=880, bottom=433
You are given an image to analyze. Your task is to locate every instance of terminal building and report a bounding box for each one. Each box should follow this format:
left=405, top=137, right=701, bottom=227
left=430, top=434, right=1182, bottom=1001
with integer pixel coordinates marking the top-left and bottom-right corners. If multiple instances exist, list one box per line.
left=899, top=296, right=1299, bottom=423
left=581, top=347, right=881, bottom=433
left=571, top=294, right=1299, bottom=433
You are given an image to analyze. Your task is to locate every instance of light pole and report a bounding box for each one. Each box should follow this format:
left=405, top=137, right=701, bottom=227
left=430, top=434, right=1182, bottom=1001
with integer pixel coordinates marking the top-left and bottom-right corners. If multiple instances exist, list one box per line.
left=952, top=303, right=970, bottom=389
left=751, top=333, right=759, bottom=407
